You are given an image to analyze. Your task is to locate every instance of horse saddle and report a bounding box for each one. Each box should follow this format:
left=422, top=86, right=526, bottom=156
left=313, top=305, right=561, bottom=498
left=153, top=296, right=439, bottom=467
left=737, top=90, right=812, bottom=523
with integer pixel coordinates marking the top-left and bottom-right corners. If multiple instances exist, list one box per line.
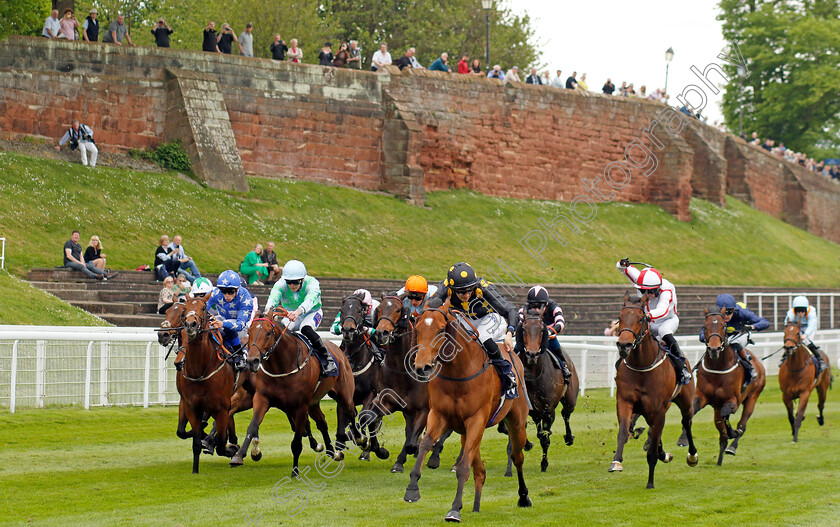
left=297, top=332, right=339, bottom=378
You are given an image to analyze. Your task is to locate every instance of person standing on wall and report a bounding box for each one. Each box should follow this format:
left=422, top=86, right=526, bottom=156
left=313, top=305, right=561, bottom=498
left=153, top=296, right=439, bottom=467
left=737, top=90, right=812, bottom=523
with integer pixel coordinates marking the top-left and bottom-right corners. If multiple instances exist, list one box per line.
left=239, top=23, right=254, bottom=57
left=82, top=9, right=99, bottom=42
left=151, top=18, right=173, bottom=48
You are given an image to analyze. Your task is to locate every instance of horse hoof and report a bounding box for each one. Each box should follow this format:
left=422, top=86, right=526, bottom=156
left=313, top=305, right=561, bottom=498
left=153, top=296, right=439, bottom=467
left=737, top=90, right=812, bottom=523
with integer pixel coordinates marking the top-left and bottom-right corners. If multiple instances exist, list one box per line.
left=725, top=446, right=736, bottom=456
left=517, top=495, right=532, bottom=508
left=359, top=437, right=370, bottom=450
left=643, top=437, right=651, bottom=451
left=504, top=470, right=512, bottom=478
left=676, top=438, right=688, bottom=448
left=450, top=465, right=457, bottom=473
left=333, top=450, right=345, bottom=461
left=817, top=416, right=825, bottom=426
left=404, top=488, right=420, bottom=503
left=201, top=441, right=214, bottom=455
left=540, top=459, right=548, bottom=472
left=229, top=455, right=243, bottom=467
left=225, top=444, right=239, bottom=458
left=608, top=461, right=623, bottom=472
left=376, top=447, right=390, bottom=460
left=524, top=440, right=534, bottom=451
left=564, top=434, right=575, bottom=446
left=445, top=510, right=461, bottom=522
left=646, top=483, right=655, bottom=490
left=687, top=453, right=698, bottom=467
left=427, top=456, right=441, bottom=469
left=663, top=452, right=673, bottom=463
left=391, top=463, right=404, bottom=473
left=251, top=451, right=263, bottom=462
left=315, top=443, right=325, bottom=452
left=631, top=427, right=645, bottom=439
left=359, top=452, right=370, bottom=461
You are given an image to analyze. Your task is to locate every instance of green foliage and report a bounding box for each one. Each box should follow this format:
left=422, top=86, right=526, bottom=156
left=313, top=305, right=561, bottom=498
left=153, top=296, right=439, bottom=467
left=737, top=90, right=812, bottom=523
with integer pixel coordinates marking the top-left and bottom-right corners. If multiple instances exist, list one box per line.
left=718, top=0, right=840, bottom=158
left=138, top=140, right=191, bottom=172
left=0, top=0, right=51, bottom=40
left=0, top=270, right=109, bottom=325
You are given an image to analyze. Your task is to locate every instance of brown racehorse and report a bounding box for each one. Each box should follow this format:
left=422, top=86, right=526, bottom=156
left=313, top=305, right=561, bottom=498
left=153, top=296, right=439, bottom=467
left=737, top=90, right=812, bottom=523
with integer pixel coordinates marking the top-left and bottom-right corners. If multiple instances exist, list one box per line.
left=684, top=308, right=766, bottom=465
left=516, top=308, right=579, bottom=473
left=230, top=307, right=360, bottom=477
left=609, top=293, right=698, bottom=489
left=404, top=303, right=531, bottom=522
left=180, top=296, right=236, bottom=473
left=779, top=321, right=831, bottom=442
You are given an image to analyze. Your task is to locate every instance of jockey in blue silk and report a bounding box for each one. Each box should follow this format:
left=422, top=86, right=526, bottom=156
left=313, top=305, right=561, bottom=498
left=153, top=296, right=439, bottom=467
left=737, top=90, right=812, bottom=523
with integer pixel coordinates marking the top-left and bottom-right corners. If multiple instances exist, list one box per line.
left=783, top=295, right=827, bottom=373
left=264, top=259, right=336, bottom=376
left=207, top=270, right=257, bottom=371
left=699, top=293, right=769, bottom=385
left=515, top=285, right=572, bottom=380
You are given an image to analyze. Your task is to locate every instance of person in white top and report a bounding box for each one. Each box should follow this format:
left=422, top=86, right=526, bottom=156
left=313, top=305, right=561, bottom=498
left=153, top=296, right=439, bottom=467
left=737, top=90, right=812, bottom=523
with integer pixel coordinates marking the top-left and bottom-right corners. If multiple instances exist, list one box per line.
left=42, top=9, right=61, bottom=38
left=617, top=258, right=691, bottom=384
left=783, top=295, right=827, bottom=372
left=371, top=43, right=392, bottom=71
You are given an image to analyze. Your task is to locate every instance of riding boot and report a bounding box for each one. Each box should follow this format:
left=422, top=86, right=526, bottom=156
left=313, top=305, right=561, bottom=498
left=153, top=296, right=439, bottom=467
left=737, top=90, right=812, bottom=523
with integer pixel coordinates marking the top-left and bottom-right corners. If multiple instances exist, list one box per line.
left=230, top=343, right=248, bottom=372
left=302, top=326, right=337, bottom=376
left=483, top=338, right=518, bottom=399
left=732, top=344, right=756, bottom=386
left=807, top=342, right=827, bottom=373
left=662, top=334, right=691, bottom=385
left=548, top=340, right=572, bottom=381
left=372, top=343, right=386, bottom=364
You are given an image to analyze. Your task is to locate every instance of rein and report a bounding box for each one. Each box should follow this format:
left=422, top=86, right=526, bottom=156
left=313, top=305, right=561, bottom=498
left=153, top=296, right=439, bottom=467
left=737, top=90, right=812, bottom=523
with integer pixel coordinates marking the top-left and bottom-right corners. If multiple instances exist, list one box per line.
left=699, top=312, right=738, bottom=374
left=618, top=304, right=664, bottom=372
left=415, top=306, right=493, bottom=382
left=250, top=314, right=311, bottom=378
left=180, top=299, right=231, bottom=382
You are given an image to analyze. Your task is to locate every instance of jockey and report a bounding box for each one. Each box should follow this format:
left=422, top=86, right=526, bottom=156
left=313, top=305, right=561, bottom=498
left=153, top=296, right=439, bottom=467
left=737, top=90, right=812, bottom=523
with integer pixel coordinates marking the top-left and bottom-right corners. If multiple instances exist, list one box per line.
left=264, top=259, right=336, bottom=376
left=189, top=277, right=213, bottom=298
left=330, top=289, right=384, bottom=363
left=396, top=275, right=438, bottom=317
left=428, top=262, right=518, bottom=399
left=515, top=285, right=572, bottom=380
left=699, top=293, right=769, bottom=385
left=206, top=270, right=257, bottom=371
left=617, top=258, right=691, bottom=385
left=783, top=295, right=826, bottom=373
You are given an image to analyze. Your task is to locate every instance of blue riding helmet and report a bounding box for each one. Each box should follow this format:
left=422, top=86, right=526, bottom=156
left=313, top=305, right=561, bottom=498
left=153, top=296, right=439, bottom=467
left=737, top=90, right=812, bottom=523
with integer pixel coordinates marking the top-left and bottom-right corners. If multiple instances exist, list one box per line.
left=715, top=294, right=737, bottom=310
left=217, top=270, right=241, bottom=289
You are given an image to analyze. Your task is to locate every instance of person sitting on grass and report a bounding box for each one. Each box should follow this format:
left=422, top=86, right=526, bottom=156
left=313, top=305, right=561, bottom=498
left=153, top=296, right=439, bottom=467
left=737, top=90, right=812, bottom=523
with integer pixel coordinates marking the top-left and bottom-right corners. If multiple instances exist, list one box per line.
left=240, top=243, right=269, bottom=285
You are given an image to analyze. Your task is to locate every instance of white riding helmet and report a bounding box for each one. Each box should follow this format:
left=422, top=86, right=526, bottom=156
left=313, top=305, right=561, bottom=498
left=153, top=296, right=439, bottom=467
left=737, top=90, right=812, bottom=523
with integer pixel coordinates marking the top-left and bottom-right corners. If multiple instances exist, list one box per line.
left=282, top=260, right=307, bottom=281
left=353, top=289, right=373, bottom=309
left=635, top=268, right=662, bottom=290
left=792, top=295, right=809, bottom=309
left=189, top=277, right=213, bottom=297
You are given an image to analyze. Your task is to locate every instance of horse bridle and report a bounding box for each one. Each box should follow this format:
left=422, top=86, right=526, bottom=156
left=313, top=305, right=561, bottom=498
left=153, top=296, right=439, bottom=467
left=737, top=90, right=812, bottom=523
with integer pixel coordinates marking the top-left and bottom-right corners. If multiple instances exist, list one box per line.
left=183, top=297, right=213, bottom=340
left=374, top=296, right=413, bottom=342
left=249, top=310, right=291, bottom=362
left=783, top=322, right=802, bottom=349
left=618, top=305, right=649, bottom=351
left=520, top=314, right=549, bottom=355
left=703, top=312, right=727, bottom=353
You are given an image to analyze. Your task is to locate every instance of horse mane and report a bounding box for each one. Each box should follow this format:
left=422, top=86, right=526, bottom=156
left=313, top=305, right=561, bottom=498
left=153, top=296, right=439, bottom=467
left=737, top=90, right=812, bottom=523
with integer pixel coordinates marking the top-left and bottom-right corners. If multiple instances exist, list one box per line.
left=623, top=291, right=645, bottom=306
left=343, top=292, right=364, bottom=303
left=525, top=307, right=541, bottom=317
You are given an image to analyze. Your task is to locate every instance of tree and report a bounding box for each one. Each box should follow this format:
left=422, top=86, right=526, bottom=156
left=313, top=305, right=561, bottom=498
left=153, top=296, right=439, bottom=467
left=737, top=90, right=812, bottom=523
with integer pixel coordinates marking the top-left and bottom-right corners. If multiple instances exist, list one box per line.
left=718, top=0, right=840, bottom=159
left=0, top=0, right=51, bottom=40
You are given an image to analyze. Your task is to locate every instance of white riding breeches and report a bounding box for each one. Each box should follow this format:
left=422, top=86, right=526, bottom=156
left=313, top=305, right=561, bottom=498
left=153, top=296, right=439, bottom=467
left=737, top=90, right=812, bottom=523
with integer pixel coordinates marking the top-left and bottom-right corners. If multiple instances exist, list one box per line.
left=650, top=315, right=679, bottom=341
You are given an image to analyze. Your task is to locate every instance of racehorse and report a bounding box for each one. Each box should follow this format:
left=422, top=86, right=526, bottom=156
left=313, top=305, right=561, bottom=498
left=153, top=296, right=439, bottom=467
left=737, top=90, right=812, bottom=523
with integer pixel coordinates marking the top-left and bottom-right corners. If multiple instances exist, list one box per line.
left=516, top=308, right=579, bottom=472
left=179, top=296, right=236, bottom=473
left=609, top=292, right=698, bottom=489
left=339, top=293, right=389, bottom=461
left=683, top=308, right=766, bottom=465
left=230, top=307, right=361, bottom=477
left=779, top=320, right=831, bottom=442
left=372, top=295, right=449, bottom=473
left=404, top=303, right=531, bottom=522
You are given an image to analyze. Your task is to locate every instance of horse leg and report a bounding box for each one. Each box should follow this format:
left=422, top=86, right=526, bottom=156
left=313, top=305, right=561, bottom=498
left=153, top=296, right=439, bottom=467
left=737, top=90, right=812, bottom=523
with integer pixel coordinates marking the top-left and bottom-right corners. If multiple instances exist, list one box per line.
left=782, top=392, right=797, bottom=441
left=308, top=404, right=331, bottom=454
left=446, top=416, right=483, bottom=522
left=816, top=373, right=828, bottom=426
left=506, top=407, right=532, bottom=509
left=610, top=400, right=633, bottom=472
left=202, top=422, right=217, bottom=454
left=393, top=411, right=416, bottom=472
left=675, top=381, right=698, bottom=467
left=645, top=412, right=667, bottom=489
left=561, top=401, right=574, bottom=446
left=228, top=389, right=253, bottom=449
left=628, top=413, right=645, bottom=439
left=334, top=389, right=359, bottom=460
left=230, top=393, right=270, bottom=466
left=213, top=405, right=230, bottom=458
left=404, top=410, right=448, bottom=503
left=712, top=407, right=728, bottom=466
left=678, top=392, right=705, bottom=448
left=184, top=404, right=203, bottom=474
left=428, top=427, right=452, bottom=470
left=728, top=390, right=759, bottom=455
left=176, top=399, right=190, bottom=439
left=793, top=389, right=811, bottom=443
left=471, top=449, right=486, bottom=513
left=289, top=406, right=309, bottom=478
left=542, top=411, right=556, bottom=472
left=505, top=436, right=513, bottom=477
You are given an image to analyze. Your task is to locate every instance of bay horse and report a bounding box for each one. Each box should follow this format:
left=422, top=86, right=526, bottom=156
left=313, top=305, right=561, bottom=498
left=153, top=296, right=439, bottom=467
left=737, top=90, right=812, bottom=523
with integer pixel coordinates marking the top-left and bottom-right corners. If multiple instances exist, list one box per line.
left=779, top=320, right=831, bottom=442
left=610, top=292, right=698, bottom=489
left=339, top=293, right=389, bottom=461
left=180, top=296, right=236, bottom=473
left=684, top=308, right=766, bottom=465
left=516, top=308, right=579, bottom=473
left=404, top=303, right=531, bottom=522
left=230, top=307, right=360, bottom=477
left=373, top=295, right=449, bottom=473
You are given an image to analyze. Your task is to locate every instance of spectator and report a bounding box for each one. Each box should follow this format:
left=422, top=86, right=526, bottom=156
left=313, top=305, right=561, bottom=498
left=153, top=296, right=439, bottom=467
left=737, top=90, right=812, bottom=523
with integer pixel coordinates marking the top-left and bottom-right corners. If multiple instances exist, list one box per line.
left=217, top=23, right=240, bottom=55
left=167, top=235, right=201, bottom=283
left=551, top=70, right=564, bottom=88
left=270, top=34, right=288, bottom=60
left=262, top=241, right=282, bottom=283
left=577, top=73, right=588, bottom=91
left=487, top=64, right=505, bottom=81
left=371, top=43, right=392, bottom=71
left=173, top=275, right=191, bottom=302
left=59, top=9, right=79, bottom=40
left=618, top=81, right=628, bottom=96
left=56, top=119, right=98, bottom=168
left=504, top=65, right=520, bottom=83
left=83, top=235, right=108, bottom=272
left=604, top=319, right=619, bottom=337
left=288, top=39, right=302, bottom=63
left=394, top=49, right=413, bottom=70
left=151, top=18, right=173, bottom=48
left=154, top=235, right=180, bottom=281
left=565, top=71, right=577, bottom=89
left=761, top=139, right=773, bottom=151
left=102, top=14, right=135, bottom=47
left=42, top=9, right=61, bottom=39
left=542, top=70, right=551, bottom=86
left=333, top=42, right=350, bottom=67
left=82, top=9, right=99, bottom=42
left=525, top=68, right=541, bottom=85
left=602, top=78, right=615, bottom=95
left=347, top=40, right=362, bottom=69
left=408, top=47, right=423, bottom=69
left=648, top=87, right=661, bottom=101
left=428, top=52, right=450, bottom=72
left=749, top=132, right=760, bottom=145
left=240, top=243, right=269, bottom=285
left=470, top=59, right=482, bottom=74
left=627, top=83, right=636, bottom=96
left=239, top=23, right=254, bottom=57
left=63, top=230, right=108, bottom=280
left=318, top=42, right=334, bottom=66
left=203, top=21, right=220, bottom=53
left=639, top=85, right=647, bottom=98
left=158, top=276, right=176, bottom=315
left=457, top=54, right=470, bottom=74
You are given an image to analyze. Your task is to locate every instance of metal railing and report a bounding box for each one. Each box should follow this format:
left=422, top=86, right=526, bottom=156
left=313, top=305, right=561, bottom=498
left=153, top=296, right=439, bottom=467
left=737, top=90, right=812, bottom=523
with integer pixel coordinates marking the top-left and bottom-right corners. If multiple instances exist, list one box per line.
left=742, top=292, right=839, bottom=330
left=0, top=237, right=5, bottom=269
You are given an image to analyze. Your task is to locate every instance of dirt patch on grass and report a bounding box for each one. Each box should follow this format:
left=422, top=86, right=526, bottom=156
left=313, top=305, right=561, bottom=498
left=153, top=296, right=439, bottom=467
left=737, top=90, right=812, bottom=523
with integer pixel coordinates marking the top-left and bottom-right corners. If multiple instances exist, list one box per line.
left=0, top=138, right=163, bottom=172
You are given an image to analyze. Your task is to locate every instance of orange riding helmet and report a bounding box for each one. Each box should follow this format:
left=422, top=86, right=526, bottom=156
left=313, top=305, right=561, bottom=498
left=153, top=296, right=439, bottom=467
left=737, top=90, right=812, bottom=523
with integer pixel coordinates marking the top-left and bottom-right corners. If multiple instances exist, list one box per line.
left=405, top=275, right=428, bottom=294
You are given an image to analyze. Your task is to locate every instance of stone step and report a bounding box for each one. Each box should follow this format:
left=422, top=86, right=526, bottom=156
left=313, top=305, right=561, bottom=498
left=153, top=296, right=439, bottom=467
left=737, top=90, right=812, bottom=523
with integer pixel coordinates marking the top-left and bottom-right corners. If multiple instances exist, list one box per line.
left=99, top=313, right=164, bottom=328
left=70, top=301, right=158, bottom=315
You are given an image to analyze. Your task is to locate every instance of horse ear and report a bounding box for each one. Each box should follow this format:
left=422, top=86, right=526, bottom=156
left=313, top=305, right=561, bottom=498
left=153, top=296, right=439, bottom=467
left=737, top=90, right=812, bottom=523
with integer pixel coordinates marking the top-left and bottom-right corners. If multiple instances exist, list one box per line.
left=719, top=306, right=726, bottom=315
left=623, top=291, right=631, bottom=303
left=704, top=307, right=709, bottom=315
left=381, top=291, right=388, bottom=300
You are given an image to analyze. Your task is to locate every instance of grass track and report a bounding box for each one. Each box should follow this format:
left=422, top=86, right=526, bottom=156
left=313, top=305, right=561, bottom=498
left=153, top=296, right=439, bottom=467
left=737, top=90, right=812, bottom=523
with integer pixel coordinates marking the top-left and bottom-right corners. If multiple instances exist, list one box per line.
left=1, top=378, right=838, bottom=526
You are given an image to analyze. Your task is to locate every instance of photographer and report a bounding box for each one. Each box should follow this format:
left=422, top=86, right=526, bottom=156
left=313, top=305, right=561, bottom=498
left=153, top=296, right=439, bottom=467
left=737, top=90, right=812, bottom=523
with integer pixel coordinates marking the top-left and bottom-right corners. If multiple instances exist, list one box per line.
left=56, top=120, right=98, bottom=168
left=203, top=21, right=220, bottom=53
left=217, top=23, right=241, bottom=55
left=270, top=34, right=288, bottom=60
left=151, top=18, right=173, bottom=48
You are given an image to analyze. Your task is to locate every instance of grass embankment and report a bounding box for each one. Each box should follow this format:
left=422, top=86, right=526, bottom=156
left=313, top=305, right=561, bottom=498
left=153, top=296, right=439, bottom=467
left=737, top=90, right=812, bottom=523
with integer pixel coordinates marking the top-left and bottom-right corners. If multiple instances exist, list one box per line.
left=1, top=151, right=839, bottom=287
left=0, top=381, right=837, bottom=526
left=0, top=270, right=108, bottom=325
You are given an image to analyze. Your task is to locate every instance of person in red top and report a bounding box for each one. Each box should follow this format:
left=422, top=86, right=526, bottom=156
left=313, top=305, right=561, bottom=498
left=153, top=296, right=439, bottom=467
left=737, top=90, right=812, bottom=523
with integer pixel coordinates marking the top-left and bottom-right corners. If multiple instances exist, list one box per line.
left=457, top=54, right=470, bottom=74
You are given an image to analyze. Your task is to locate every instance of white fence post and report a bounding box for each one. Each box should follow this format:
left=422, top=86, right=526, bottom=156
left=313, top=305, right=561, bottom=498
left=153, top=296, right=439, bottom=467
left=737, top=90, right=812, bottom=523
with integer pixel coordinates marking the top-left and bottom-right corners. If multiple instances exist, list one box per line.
left=99, top=341, right=110, bottom=406
left=143, top=342, right=152, bottom=408
left=158, top=345, right=167, bottom=404
left=609, top=351, right=616, bottom=398
left=0, top=237, right=5, bottom=270
left=35, top=340, right=46, bottom=408
left=579, top=349, right=588, bottom=396
left=10, top=340, right=18, bottom=413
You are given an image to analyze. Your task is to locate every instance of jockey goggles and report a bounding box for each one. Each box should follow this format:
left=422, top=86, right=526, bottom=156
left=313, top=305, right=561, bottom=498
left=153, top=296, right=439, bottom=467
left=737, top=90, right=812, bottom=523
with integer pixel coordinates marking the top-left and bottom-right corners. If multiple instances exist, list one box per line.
left=219, top=287, right=238, bottom=295
left=286, top=279, right=303, bottom=286
left=724, top=308, right=735, bottom=316
left=528, top=301, right=547, bottom=310
left=407, top=292, right=425, bottom=301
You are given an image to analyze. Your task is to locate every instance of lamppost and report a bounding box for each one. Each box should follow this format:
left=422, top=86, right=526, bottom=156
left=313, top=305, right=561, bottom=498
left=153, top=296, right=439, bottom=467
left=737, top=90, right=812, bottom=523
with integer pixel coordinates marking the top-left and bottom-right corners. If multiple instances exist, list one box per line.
left=481, top=0, right=492, bottom=68
left=737, top=65, right=746, bottom=136
left=664, top=47, right=674, bottom=95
